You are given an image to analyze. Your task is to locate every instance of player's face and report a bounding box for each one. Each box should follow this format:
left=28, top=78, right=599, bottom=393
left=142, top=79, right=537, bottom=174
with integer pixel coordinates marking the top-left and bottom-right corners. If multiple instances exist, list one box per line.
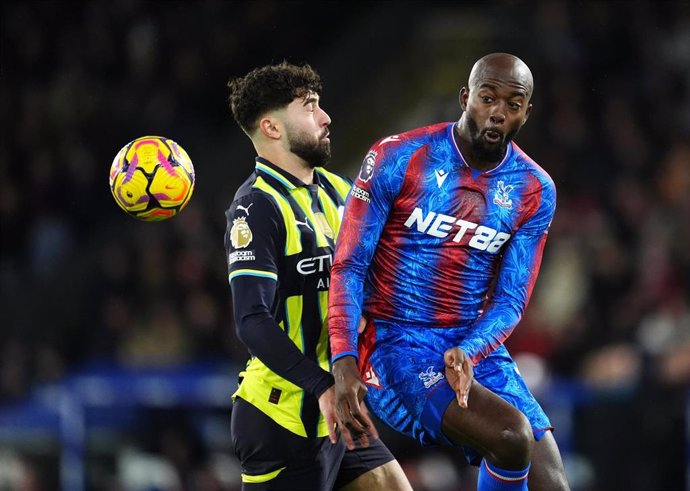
left=460, top=71, right=532, bottom=163
left=284, top=92, right=332, bottom=167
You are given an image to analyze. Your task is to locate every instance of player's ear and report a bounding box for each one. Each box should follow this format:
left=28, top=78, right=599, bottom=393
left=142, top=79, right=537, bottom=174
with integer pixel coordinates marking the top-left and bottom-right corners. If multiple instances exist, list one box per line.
left=258, top=115, right=281, bottom=140
left=459, top=87, right=469, bottom=111
left=522, top=103, right=533, bottom=124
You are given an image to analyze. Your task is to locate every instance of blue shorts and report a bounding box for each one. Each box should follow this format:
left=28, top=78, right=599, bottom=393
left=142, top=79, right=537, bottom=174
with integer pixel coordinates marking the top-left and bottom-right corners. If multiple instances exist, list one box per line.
left=358, top=319, right=553, bottom=461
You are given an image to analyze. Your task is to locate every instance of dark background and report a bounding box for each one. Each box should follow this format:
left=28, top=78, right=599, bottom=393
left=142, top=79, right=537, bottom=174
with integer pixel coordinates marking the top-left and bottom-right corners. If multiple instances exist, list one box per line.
left=1, top=1, right=689, bottom=490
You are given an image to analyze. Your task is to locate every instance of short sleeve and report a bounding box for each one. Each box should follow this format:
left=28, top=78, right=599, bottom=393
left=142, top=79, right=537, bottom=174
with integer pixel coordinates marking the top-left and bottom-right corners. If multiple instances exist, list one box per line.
left=225, top=193, right=284, bottom=284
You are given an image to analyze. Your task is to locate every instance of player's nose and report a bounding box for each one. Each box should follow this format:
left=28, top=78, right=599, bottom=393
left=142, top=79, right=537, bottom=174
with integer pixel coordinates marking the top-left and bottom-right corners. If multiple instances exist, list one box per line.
left=319, top=107, right=332, bottom=127
left=489, top=101, right=506, bottom=125
left=489, top=110, right=505, bottom=125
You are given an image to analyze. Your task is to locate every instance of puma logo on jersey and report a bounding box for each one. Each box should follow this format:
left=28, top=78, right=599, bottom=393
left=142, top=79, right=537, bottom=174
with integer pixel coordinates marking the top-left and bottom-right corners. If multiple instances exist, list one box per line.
left=404, top=207, right=511, bottom=253
left=236, top=203, right=253, bottom=215
left=295, top=218, right=313, bottom=231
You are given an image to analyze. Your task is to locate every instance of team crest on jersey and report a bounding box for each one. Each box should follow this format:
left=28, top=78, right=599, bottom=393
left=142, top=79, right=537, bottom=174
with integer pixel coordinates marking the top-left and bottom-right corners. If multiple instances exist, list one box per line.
left=493, top=181, right=514, bottom=210
left=358, top=151, right=377, bottom=183
left=230, top=216, right=253, bottom=249
left=313, top=212, right=334, bottom=239
left=418, top=366, right=444, bottom=388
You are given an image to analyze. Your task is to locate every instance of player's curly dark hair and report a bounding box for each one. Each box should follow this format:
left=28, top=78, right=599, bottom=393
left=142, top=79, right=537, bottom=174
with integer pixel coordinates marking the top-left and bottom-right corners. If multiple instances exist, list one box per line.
left=228, top=61, right=322, bottom=135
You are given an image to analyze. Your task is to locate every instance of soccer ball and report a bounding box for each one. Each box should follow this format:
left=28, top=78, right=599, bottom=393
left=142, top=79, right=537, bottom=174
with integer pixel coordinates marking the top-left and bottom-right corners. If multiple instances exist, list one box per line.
left=109, top=136, right=195, bottom=221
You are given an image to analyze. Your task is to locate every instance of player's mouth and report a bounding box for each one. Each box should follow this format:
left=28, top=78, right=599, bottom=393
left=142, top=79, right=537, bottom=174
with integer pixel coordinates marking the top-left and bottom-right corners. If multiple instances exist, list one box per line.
left=321, top=130, right=330, bottom=141
left=483, top=128, right=503, bottom=144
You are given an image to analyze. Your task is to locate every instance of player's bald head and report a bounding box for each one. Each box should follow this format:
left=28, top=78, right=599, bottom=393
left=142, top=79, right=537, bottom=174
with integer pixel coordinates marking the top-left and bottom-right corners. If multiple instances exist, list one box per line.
left=468, top=53, right=534, bottom=100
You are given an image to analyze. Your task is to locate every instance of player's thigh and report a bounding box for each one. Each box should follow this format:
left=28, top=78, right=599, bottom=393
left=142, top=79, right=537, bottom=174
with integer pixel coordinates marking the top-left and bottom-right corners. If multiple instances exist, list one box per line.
left=528, top=430, right=570, bottom=491
left=338, top=460, right=411, bottom=491
left=231, top=397, right=344, bottom=490
left=441, top=380, right=532, bottom=457
left=473, top=346, right=553, bottom=438
left=334, top=437, right=410, bottom=491
left=362, top=320, right=455, bottom=444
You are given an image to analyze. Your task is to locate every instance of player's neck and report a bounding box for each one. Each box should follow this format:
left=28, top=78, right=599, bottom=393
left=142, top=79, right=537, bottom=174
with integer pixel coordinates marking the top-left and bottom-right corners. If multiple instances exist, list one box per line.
left=258, top=148, right=314, bottom=185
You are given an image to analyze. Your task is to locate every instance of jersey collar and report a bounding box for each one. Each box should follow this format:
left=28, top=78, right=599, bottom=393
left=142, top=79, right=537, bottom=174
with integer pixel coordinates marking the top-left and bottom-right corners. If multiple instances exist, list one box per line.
left=255, top=157, right=321, bottom=190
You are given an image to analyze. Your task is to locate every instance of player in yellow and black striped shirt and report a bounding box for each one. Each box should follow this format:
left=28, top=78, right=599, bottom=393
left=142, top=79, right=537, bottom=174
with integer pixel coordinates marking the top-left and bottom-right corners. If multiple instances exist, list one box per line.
left=225, top=62, right=410, bottom=490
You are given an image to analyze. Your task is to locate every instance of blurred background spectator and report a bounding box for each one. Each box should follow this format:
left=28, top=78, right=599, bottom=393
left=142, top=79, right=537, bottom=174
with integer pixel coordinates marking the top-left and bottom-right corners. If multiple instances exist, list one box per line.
left=1, top=1, right=688, bottom=490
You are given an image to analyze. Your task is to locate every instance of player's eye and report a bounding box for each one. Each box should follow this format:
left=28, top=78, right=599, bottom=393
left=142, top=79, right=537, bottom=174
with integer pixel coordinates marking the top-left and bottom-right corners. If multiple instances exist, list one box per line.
left=509, top=102, right=521, bottom=110
left=481, top=96, right=494, bottom=103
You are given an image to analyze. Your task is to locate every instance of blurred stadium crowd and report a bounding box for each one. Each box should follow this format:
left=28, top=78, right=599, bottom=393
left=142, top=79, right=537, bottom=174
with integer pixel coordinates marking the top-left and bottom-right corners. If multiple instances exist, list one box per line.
left=1, top=1, right=689, bottom=490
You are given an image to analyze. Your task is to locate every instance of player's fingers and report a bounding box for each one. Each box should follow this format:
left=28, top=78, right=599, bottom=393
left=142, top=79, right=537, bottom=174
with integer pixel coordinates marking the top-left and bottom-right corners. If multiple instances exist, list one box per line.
left=348, top=402, right=370, bottom=431
left=337, top=417, right=357, bottom=450
left=359, top=403, right=379, bottom=441
left=339, top=396, right=368, bottom=438
left=324, top=411, right=338, bottom=445
left=465, top=364, right=474, bottom=404
left=457, top=362, right=473, bottom=408
left=349, top=409, right=376, bottom=446
left=444, top=349, right=458, bottom=368
left=453, top=366, right=467, bottom=408
left=350, top=404, right=372, bottom=449
left=357, top=316, right=367, bottom=334
left=456, top=391, right=465, bottom=408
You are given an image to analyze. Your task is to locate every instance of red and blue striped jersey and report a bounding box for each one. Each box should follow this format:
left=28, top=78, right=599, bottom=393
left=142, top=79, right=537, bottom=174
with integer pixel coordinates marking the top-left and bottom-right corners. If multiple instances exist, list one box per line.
left=329, top=122, right=556, bottom=365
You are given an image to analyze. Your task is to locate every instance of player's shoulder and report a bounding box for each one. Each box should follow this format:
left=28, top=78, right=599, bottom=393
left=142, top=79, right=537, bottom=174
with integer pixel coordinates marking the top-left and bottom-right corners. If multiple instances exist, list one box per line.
left=231, top=173, right=259, bottom=202
left=314, top=167, right=353, bottom=187
left=227, top=173, right=280, bottom=218
left=370, top=122, right=450, bottom=151
left=511, top=142, right=556, bottom=193
left=314, top=167, right=352, bottom=204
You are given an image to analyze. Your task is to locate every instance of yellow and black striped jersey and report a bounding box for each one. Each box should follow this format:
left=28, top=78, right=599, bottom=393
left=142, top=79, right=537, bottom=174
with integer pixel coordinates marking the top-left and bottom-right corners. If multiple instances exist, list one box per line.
left=225, top=157, right=351, bottom=438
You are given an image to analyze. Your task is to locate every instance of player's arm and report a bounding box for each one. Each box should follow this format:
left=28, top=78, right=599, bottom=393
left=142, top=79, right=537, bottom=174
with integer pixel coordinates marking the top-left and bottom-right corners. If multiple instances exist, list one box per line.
left=329, top=139, right=404, bottom=446
left=226, top=195, right=334, bottom=401
left=329, top=141, right=402, bottom=360
left=458, top=177, right=557, bottom=366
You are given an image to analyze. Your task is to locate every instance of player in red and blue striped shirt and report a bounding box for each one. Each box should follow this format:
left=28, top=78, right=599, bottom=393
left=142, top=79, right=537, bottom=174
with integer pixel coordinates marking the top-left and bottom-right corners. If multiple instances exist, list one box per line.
left=329, top=53, right=570, bottom=491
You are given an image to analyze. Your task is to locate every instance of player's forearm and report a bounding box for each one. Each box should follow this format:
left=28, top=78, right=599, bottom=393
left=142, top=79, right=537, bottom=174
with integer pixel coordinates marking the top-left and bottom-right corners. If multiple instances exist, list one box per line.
left=329, top=175, right=390, bottom=361
left=461, top=228, right=548, bottom=362
left=236, top=314, right=334, bottom=397
left=459, top=301, right=522, bottom=364
left=329, top=319, right=359, bottom=362
left=328, top=260, right=365, bottom=361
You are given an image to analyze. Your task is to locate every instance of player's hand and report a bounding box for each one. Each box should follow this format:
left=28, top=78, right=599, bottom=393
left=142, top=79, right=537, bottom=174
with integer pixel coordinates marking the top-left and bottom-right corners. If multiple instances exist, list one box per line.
left=357, top=316, right=368, bottom=334
left=317, top=385, right=338, bottom=444
left=332, top=356, right=379, bottom=450
left=444, top=347, right=474, bottom=408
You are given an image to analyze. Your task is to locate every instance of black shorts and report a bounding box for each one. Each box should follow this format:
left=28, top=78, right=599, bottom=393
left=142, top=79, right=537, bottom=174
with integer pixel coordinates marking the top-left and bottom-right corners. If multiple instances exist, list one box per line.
left=231, top=396, right=395, bottom=490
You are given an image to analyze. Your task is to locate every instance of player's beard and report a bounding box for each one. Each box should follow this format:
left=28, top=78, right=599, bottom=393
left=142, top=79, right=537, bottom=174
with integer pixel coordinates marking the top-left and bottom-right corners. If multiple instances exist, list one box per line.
left=466, top=116, right=518, bottom=164
left=286, top=124, right=331, bottom=168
